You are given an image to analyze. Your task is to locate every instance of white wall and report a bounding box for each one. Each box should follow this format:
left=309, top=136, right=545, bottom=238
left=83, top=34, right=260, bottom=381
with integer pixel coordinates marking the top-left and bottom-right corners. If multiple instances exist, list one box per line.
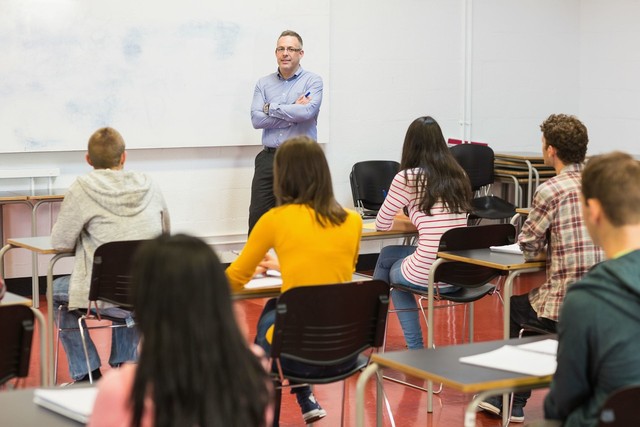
left=2, top=0, right=639, bottom=278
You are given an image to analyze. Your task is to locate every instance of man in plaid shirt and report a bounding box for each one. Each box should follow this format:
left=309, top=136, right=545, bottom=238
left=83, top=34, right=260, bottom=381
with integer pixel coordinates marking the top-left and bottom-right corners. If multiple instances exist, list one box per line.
left=479, top=114, right=604, bottom=423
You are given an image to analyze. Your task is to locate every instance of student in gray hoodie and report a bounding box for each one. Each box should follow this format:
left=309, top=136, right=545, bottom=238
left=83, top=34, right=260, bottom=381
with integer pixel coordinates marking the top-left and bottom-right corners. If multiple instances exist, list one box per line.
left=536, top=151, right=640, bottom=426
left=52, top=127, right=170, bottom=383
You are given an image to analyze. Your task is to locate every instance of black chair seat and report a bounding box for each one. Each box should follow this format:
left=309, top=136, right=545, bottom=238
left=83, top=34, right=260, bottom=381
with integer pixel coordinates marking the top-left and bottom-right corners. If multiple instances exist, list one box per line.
left=471, top=196, right=516, bottom=220
left=392, top=282, right=496, bottom=304
left=519, top=321, right=556, bottom=336
left=438, top=284, right=496, bottom=303
left=278, top=354, right=369, bottom=385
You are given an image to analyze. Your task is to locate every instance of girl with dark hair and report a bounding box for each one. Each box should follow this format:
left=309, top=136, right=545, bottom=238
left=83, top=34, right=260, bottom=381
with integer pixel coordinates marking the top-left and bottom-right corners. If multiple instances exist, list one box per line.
left=89, top=234, right=272, bottom=427
left=226, top=135, right=362, bottom=424
left=372, top=116, right=472, bottom=349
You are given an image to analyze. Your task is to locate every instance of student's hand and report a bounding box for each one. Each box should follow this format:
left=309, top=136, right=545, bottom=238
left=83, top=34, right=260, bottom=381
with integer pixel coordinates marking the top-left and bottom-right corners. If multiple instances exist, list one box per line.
left=255, top=253, right=280, bottom=276
left=524, top=250, right=547, bottom=262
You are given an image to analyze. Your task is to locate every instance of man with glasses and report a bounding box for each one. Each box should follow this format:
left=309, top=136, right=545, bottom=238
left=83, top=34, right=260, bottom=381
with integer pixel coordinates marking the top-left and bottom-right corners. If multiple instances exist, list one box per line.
left=249, top=30, right=323, bottom=234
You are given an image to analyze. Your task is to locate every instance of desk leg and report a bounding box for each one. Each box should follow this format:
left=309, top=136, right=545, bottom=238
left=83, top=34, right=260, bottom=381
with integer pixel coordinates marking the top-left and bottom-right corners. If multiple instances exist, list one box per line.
left=356, top=362, right=380, bottom=427
left=500, top=267, right=545, bottom=426
left=0, top=243, right=12, bottom=278
left=502, top=267, right=544, bottom=340
left=46, top=253, right=73, bottom=386
left=30, top=308, right=48, bottom=386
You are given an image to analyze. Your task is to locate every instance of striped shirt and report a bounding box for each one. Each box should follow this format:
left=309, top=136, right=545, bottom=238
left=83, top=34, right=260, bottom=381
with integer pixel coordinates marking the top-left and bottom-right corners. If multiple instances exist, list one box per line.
left=375, top=169, right=468, bottom=287
left=519, top=163, right=604, bottom=321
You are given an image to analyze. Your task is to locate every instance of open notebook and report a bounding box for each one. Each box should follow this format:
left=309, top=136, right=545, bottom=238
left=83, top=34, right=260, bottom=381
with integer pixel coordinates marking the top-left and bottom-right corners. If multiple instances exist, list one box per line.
left=33, top=387, right=98, bottom=423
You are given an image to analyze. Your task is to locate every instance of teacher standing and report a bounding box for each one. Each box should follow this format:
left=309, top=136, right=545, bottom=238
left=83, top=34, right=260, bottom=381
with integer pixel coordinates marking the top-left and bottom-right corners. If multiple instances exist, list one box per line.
left=249, top=30, right=323, bottom=233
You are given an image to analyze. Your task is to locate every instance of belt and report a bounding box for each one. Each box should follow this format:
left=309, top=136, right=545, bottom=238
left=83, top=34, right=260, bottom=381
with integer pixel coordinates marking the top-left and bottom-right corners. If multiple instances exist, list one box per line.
left=263, top=146, right=277, bottom=153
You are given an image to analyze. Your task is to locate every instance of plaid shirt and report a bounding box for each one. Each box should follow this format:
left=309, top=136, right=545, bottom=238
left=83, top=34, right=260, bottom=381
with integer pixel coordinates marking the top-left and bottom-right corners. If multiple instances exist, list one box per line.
left=518, top=163, right=604, bottom=321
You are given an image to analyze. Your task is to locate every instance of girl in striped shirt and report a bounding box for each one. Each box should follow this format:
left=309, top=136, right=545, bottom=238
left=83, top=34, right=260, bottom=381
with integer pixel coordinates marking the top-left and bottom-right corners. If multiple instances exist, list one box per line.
left=372, top=116, right=472, bottom=349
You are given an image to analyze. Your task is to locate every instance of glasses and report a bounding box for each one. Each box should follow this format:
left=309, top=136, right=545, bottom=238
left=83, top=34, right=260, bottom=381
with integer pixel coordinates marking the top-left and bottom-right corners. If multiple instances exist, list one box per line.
left=276, top=47, right=302, bottom=54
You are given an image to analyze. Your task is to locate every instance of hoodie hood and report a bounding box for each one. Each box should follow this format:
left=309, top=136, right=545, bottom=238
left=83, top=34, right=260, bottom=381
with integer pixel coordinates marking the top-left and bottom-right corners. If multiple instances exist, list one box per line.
left=77, top=169, right=154, bottom=217
left=568, top=250, right=640, bottom=322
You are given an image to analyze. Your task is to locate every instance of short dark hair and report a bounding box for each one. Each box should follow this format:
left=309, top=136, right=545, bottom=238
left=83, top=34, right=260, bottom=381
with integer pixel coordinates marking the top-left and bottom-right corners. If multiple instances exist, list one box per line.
left=582, top=151, right=640, bottom=227
left=540, top=114, right=588, bottom=164
left=278, top=30, right=303, bottom=47
left=87, top=127, right=125, bottom=169
left=273, top=136, right=347, bottom=226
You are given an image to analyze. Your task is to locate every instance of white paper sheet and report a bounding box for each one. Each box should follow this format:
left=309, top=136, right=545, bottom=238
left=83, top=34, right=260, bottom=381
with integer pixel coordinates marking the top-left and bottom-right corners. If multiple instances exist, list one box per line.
left=459, top=342, right=557, bottom=376
left=489, top=243, right=522, bottom=254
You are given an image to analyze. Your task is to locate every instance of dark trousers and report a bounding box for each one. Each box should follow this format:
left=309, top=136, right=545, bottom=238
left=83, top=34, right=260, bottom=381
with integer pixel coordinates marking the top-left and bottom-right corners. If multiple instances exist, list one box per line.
left=248, top=149, right=276, bottom=234
left=510, top=293, right=557, bottom=407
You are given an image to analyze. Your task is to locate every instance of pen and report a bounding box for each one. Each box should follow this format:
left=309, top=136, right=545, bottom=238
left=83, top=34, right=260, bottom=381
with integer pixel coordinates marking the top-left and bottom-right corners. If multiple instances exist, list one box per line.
left=304, top=91, right=311, bottom=97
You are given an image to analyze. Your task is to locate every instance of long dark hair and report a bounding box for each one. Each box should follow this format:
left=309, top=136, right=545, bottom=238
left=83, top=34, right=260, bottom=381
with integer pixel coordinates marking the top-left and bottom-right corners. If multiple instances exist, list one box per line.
left=129, top=234, right=271, bottom=427
left=273, top=135, right=347, bottom=226
left=400, top=116, right=472, bottom=215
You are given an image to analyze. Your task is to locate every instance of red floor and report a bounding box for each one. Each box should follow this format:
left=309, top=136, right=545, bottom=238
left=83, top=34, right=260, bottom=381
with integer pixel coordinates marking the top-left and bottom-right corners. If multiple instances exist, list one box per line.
left=14, top=270, right=547, bottom=426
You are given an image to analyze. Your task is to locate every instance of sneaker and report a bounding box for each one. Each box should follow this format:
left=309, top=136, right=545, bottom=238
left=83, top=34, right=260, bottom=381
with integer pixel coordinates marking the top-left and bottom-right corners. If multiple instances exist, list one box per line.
left=477, top=395, right=502, bottom=417
left=299, top=393, right=327, bottom=424
left=509, top=405, right=525, bottom=423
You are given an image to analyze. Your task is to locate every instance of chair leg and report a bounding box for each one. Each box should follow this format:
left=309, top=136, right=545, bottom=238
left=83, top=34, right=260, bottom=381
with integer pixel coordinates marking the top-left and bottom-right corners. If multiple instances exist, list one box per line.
left=382, top=295, right=443, bottom=394
left=54, top=305, right=62, bottom=385
left=77, top=316, right=94, bottom=384
left=375, top=370, right=397, bottom=427
left=468, top=302, right=474, bottom=343
left=272, top=380, right=282, bottom=427
left=340, top=380, right=346, bottom=427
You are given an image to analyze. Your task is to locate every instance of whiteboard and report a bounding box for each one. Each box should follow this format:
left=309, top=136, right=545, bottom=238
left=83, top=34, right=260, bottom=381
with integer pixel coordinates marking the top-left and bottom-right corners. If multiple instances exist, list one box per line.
left=0, top=0, right=330, bottom=152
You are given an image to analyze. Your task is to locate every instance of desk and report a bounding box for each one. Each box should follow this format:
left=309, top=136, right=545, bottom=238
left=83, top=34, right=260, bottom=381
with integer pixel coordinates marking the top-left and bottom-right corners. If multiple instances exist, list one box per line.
left=1, top=292, right=48, bottom=386
left=494, top=152, right=555, bottom=208
left=356, top=336, right=554, bottom=427
left=0, top=189, right=66, bottom=308
left=361, top=216, right=418, bottom=243
left=0, top=191, right=31, bottom=245
left=0, top=388, right=83, bottom=426
left=0, top=237, right=74, bottom=386
left=422, top=249, right=545, bottom=413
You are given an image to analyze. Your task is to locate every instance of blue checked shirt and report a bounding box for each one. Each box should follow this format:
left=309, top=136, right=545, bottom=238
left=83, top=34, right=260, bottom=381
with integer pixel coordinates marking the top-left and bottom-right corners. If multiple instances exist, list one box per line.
left=250, top=66, right=323, bottom=148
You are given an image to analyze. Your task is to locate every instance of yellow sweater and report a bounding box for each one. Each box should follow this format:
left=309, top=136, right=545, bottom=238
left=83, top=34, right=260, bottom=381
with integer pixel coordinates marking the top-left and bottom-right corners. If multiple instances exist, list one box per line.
left=226, top=204, right=362, bottom=294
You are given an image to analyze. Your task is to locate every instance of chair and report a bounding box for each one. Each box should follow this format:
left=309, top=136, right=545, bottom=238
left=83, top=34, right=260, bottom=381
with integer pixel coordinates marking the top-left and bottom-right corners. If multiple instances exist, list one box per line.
left=55, top=239, right=146, bottom=384
left=598, top=385, right=640, bottom=426
left=270, top=280, right=390, bottom=426
left=0, top=305, right=34, bottom=388
left=450, top=144, right=516, bottom=224
left=350, top=160, right=400, bottom=218
left=383, top=224, right=516, bottom=392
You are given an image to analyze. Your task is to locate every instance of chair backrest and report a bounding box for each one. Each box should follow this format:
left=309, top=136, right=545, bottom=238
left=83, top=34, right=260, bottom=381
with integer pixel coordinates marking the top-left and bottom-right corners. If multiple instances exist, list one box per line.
left=0, top=305, right=34, bottom=385
left=450, top=144, right=495, bottom=191
left=270, top=280, right=390, bottom=366
left=350, top=161, right=400, bottom=213
left=434, top=224, right=516, bottom=287
left=88, top=239, right=147, bottom=308
left=598, top=385, right=640, bottom=426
